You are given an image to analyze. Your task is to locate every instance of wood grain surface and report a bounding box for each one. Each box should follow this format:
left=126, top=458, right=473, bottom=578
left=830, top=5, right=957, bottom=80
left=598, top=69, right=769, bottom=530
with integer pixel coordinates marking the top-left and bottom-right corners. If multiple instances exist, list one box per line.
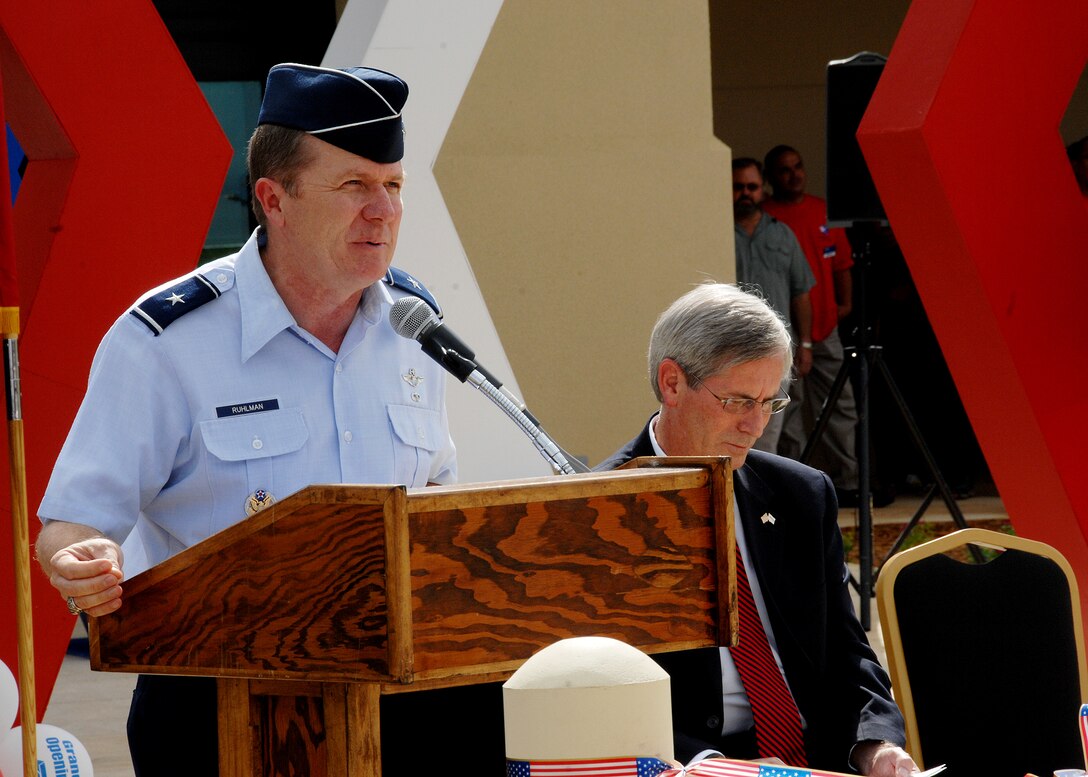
left=91, top=464, right=731, bottom=685
left=90, top=463, right=733, bottom=777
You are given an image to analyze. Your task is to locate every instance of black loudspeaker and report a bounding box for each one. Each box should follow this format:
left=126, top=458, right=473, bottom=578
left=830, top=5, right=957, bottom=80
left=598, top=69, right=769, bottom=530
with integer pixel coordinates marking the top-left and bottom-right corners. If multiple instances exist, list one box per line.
left=826, top=52, right=887, bottom=227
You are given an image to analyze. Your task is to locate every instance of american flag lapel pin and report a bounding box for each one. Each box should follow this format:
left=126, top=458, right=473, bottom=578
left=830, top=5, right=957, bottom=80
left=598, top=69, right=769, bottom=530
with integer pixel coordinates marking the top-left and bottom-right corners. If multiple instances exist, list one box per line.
left=760, top=512, right=776, bottom=525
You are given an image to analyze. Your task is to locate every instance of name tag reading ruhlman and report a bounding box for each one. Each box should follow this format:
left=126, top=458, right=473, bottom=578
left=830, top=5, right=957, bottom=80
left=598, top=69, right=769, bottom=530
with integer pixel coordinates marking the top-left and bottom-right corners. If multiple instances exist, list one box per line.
left=215, top=399, right=280, bottom=418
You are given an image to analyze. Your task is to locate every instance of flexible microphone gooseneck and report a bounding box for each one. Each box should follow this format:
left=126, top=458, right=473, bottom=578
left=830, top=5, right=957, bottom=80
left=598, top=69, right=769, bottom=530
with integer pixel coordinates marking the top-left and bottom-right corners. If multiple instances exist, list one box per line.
left=389, top=297, right=589, bottom=475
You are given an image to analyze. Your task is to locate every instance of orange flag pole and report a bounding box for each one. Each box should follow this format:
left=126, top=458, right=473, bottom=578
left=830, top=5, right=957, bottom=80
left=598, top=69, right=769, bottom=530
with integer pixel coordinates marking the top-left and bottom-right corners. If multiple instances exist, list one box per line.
left=3, top=307, right=35, bottom=777
left=0, top=69, right=37, bottom=776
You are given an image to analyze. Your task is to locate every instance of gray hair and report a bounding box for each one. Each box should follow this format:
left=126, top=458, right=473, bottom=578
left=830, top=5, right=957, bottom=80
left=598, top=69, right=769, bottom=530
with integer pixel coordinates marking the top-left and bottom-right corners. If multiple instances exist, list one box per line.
left=648, top=283, right=792, bottom=401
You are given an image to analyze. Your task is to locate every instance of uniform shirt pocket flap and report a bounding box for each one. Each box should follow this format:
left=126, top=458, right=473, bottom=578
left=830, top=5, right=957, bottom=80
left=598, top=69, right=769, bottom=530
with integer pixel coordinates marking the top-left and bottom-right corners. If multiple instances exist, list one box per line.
left=200, top=408, right=309, bottom=462
left=387, top=404, right=443, bottom=452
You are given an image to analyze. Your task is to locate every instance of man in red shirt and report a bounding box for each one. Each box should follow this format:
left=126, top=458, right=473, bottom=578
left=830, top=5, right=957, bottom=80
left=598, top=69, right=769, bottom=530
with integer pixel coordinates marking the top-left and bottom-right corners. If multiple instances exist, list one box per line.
left=762, top=145, right=859, bottom=503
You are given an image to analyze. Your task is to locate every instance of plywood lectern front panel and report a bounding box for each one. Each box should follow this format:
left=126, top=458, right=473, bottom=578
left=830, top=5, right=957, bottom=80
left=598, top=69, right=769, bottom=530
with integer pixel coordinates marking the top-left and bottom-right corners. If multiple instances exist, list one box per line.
left=91, top=463, right=732, bottom=687
left=405, top=482, right=719, bottom=677
left=91, top=486, right=403, bottom=682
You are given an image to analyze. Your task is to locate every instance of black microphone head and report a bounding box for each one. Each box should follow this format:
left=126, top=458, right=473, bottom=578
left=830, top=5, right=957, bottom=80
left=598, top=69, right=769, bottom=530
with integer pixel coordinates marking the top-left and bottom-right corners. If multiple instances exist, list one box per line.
left=390, top=297, right=438, bottom=341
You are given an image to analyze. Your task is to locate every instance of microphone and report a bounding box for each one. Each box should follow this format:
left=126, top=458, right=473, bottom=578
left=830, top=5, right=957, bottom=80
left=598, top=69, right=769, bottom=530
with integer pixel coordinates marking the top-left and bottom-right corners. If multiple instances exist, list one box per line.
left=389, top=297, right=502, bottom=386
left=389, top=296, right=590, bottom=475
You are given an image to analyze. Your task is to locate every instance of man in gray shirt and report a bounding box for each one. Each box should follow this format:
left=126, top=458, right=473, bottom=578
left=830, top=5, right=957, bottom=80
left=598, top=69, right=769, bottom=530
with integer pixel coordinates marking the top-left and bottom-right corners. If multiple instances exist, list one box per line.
left=732, top=157, right=815, bottom=452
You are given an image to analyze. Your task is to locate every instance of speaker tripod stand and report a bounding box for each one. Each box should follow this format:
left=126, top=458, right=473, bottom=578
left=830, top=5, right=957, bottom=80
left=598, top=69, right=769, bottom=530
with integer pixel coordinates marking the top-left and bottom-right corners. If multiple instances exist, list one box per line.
left=797, top=237, right=979, bottom=630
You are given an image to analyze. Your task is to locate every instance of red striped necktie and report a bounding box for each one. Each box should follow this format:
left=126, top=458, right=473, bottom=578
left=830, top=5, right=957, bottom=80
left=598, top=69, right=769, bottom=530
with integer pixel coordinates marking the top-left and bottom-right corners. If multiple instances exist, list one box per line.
left=730, top=543, right=808, bottom=766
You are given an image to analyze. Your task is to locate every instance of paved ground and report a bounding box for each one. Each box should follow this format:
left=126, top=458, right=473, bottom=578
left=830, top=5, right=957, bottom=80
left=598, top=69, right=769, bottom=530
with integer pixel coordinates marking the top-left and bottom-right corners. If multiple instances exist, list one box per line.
left=44, top=638, right=135, bottom=777
left=40, top=493, right=1008, bottom=777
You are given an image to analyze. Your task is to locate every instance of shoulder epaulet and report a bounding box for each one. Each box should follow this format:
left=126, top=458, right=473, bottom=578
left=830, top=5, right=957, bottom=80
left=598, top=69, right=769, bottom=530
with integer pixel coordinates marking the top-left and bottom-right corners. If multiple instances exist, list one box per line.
left=383, top=266, right=442, bottom=317
left=129, top=272, right=223, bottom=336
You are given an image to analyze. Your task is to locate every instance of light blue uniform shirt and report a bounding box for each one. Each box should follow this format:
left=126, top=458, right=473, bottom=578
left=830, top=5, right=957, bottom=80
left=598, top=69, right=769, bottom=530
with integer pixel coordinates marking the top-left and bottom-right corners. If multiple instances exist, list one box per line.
left=39, top=230, right=456, bottom=576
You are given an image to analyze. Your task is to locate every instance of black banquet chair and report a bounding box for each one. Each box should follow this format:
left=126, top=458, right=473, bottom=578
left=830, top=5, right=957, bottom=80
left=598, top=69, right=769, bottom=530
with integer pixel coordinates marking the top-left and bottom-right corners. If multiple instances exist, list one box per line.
left=877, top=528, right=1088, bottom=776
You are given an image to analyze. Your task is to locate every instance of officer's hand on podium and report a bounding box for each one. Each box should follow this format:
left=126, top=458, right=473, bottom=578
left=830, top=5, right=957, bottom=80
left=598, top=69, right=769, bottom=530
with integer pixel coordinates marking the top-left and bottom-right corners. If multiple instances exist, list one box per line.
left=37, top=521, right=124, bottom=617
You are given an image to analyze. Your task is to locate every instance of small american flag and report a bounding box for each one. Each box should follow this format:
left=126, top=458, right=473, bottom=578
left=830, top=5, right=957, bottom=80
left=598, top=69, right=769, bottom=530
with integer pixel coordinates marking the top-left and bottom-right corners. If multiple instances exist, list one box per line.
left=659, top=757, right=851, bottom=777
left=1079, top=703, right=1088, bottom=767
left=506, top=757, right=672, bottom=777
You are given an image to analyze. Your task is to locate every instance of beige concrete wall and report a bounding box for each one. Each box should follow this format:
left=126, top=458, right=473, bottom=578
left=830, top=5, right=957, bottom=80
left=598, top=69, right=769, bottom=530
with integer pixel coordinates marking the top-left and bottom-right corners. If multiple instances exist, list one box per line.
left=435, top=1, right=731, bottom=466
left=436, top=0, right=1076, bottom=469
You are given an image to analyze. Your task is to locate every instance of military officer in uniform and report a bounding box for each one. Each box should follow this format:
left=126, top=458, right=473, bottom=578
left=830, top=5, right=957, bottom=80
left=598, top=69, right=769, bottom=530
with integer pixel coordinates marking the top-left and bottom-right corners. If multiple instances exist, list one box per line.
left=34, top=63, right=506, bottom=775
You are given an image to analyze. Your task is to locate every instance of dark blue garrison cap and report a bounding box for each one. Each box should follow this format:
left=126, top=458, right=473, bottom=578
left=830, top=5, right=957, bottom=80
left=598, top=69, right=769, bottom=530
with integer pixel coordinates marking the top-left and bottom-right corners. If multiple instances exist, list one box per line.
left=258, top=63, right=409, bottom=163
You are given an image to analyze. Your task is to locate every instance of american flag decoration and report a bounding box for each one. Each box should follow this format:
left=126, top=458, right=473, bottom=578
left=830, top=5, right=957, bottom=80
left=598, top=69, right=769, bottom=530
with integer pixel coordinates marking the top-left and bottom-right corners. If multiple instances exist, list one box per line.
left=1079, top=703, right=1088, bottom=768
left=658, top=757, right=851, bottom=777
left=658, top=757, right=950, bottom=777
left=506, top=757, right=673, bottom=777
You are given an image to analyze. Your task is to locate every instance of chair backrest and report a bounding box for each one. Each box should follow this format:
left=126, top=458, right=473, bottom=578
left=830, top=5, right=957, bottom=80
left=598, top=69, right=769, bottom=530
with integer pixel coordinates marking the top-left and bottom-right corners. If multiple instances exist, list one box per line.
left=877, top=528, right=1088, bottom=776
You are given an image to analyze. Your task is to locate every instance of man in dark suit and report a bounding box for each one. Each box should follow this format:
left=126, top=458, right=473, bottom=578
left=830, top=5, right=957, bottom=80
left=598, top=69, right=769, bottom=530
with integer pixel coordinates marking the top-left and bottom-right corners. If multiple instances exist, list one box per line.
left=596, top=283, right=917, bottom=777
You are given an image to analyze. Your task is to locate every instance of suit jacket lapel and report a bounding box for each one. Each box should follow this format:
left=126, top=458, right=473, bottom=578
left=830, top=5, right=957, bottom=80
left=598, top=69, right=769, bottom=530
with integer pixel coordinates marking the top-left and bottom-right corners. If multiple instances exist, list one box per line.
left=629, top=422, right=655, bottom=459
left=734, top=460, right=787, bottom=625
left=735, top=456, right=816, bottom=675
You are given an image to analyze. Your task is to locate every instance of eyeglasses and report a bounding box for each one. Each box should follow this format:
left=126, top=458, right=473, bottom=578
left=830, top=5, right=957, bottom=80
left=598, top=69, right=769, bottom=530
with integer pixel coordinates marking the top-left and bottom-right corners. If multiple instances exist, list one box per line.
left=693, top=379, right=790, bottom=415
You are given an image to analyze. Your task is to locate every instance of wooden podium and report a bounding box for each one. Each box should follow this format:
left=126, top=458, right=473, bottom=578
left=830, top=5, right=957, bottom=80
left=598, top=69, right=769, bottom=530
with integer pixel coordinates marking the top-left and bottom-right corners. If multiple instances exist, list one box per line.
left=89, top=457, right=736, bottom=776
